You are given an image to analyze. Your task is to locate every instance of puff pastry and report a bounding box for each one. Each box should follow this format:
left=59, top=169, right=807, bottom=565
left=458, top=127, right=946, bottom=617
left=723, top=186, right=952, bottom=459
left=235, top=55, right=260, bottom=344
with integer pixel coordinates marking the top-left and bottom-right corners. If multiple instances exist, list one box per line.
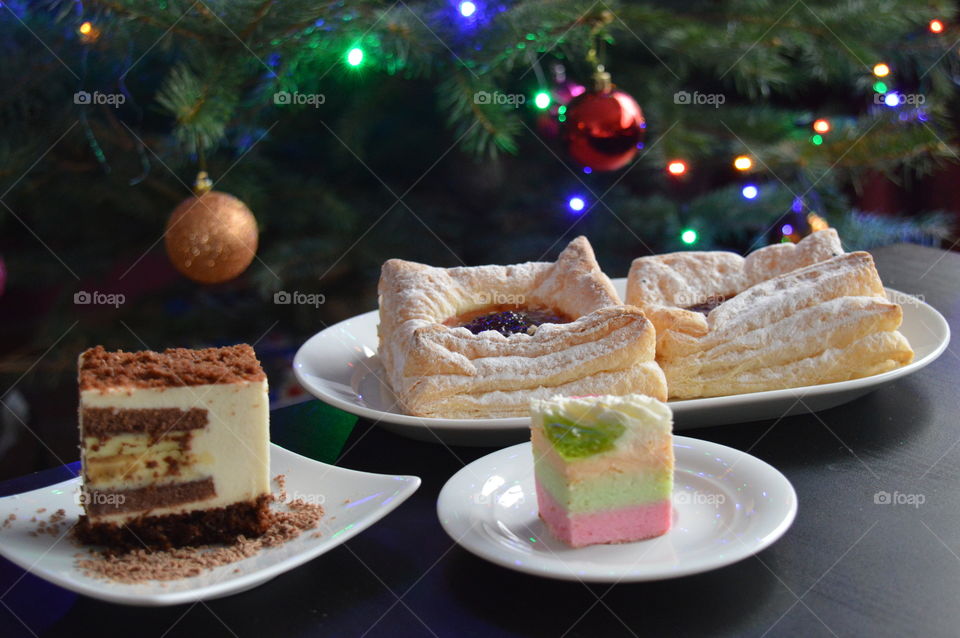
left=378, top=237, right=667, bottom=418
left=626, top=231, right=913, bottom=399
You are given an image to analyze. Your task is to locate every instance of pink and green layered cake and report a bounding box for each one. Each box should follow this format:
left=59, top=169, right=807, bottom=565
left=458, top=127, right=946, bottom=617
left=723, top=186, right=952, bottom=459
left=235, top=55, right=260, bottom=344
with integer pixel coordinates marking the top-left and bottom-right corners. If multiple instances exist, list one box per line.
left=530, top=394, right=674, bottom=547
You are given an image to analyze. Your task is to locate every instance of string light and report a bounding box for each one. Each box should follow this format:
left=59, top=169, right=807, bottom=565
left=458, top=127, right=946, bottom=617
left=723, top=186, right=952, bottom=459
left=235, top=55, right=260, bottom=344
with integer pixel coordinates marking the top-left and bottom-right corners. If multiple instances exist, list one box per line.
left=459, top=1, right=477, bottom=17
left=781, top=224, right=794, bottom=235
left=78, top=20, right=101, bottom=43
left=872, top=63, right=890, bottom=78
left=884, top=92, right=901, bottom=107
left=930, top=19, right=945, bottom=34
left=810, top=134, right=824, bottom=145
left=533, top=91, right=551, bottom=109
left=808, top=212, right=829, bottom=231
left=741, top=185, right=759, bottom=200
left=568, top=196, right=586, bottom=212
left=680, top=229, right=698, bottom=245
left=873, top=81, right=888, bottom=94
left=667, top=160, right=687, bottom=176
left=346, top=47, right=364, bottom=67
left=733, top=155, right=753, bottom=171
left=582, top=166, right=592, bottom=174
left=812, top=118, right=831, bottom=134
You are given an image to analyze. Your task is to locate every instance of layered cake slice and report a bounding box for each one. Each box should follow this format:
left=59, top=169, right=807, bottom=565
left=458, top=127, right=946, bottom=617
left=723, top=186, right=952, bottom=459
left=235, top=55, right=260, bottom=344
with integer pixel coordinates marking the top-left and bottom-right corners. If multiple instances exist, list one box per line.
left=530, top=395, right=673, bottom=547
left=74, top=344, right=271, bottom=550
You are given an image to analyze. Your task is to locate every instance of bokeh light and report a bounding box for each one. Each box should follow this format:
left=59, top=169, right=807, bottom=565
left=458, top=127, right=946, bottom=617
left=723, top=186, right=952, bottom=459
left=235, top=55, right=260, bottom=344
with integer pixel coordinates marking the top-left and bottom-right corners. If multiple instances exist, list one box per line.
left=667, top=160, right=687, bottom=175
left=346, top=47, right=364, bottom=67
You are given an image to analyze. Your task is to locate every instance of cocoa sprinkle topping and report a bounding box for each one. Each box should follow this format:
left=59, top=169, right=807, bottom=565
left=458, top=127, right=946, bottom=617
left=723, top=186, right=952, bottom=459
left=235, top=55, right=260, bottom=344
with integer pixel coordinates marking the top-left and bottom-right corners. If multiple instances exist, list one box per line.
left=79, top=344, right=265, bottom=390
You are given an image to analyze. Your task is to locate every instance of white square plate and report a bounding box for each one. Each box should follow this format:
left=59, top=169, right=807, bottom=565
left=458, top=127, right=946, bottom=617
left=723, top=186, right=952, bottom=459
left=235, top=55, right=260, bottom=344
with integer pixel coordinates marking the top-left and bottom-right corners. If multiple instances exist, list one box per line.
left=0, top=444, right=420, bottom=606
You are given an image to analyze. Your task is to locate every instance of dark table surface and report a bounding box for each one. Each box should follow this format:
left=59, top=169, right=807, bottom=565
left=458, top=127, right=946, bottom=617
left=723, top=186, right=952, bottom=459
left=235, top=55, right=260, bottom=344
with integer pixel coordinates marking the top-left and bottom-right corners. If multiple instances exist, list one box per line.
left=1, top=243, right=958, bottom=638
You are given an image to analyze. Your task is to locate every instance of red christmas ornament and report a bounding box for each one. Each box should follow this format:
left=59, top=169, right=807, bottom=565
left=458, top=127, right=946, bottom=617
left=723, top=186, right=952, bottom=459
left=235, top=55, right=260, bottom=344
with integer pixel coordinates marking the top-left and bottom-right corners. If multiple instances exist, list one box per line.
left=561, top=70, right=644, bottom=172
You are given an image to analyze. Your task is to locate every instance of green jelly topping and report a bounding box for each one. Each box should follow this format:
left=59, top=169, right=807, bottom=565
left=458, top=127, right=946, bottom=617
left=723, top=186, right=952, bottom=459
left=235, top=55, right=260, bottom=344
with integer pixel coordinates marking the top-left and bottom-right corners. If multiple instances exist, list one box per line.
left=544, top=415, right=625, bottom=460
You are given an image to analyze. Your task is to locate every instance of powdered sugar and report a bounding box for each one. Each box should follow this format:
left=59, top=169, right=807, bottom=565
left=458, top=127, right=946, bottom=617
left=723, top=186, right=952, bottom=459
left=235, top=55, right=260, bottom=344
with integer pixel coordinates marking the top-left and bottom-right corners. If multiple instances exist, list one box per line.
left=655, top=253, right=913, bottom=398
left=377, top=237, right=666, bottom=417
left=627, top=229, right=844, bottom=310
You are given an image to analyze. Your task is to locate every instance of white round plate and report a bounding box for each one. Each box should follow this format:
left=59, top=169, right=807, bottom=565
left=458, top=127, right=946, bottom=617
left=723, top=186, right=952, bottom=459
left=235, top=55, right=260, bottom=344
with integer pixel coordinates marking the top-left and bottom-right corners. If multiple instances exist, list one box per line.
left=293, top=281, right=950, bottom=446
left=436, top=438, right=797, bottom=582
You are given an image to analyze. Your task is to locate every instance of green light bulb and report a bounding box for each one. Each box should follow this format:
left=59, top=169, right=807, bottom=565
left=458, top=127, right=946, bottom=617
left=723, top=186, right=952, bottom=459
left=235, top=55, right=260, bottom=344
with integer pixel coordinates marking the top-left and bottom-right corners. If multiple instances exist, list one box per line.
left=533, top=91, right=551, bottom=110
left=680, top=229, right=698, bottom=245
left=811, top=134, right=823, bottom=146
left=346, top=47, right=364, bottom=67
left=873, top=81, right=888, bottom=94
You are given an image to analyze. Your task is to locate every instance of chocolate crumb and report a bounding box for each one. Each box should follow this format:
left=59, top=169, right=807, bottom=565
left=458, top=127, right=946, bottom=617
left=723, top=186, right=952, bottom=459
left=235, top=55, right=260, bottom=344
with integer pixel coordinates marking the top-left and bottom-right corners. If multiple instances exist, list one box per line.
left=36, top=508, right=46, bottom=514
left=74, top=478, right=323, bottom=584
left=273, top=474, right=287, bottom=501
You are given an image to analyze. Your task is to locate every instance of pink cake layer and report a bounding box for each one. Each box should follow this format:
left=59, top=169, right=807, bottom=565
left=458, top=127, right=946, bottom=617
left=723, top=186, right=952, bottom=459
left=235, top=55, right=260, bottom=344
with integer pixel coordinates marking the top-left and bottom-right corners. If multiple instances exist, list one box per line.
left=536, top=482, right=671, bottom=548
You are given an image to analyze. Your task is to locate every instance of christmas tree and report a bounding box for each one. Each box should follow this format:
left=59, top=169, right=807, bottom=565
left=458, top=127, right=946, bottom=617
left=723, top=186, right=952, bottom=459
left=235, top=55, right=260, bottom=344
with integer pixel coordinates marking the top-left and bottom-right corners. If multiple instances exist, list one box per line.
left=0, top=0, right=956, bottom=388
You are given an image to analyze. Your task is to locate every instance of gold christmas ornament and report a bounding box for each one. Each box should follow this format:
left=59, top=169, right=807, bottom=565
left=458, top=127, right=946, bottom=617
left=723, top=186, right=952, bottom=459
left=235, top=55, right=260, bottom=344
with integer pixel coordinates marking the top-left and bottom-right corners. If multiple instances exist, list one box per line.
left=164, top=173, right=258, bottom=284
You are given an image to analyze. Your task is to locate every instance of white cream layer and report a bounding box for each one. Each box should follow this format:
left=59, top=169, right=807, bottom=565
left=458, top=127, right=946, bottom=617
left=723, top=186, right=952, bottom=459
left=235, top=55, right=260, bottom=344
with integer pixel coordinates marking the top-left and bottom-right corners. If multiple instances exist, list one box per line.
left=80, top=380, right=270, bottom=524
left=530, top=394, right=674, bottom=480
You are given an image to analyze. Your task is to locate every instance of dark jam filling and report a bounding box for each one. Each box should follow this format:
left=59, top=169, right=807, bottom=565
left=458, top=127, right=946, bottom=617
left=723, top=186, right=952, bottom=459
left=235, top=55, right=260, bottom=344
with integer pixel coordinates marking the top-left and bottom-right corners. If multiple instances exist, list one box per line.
left=448, top=307, right=572, bottom=336
left=682, top=295, right=729, bottom=315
